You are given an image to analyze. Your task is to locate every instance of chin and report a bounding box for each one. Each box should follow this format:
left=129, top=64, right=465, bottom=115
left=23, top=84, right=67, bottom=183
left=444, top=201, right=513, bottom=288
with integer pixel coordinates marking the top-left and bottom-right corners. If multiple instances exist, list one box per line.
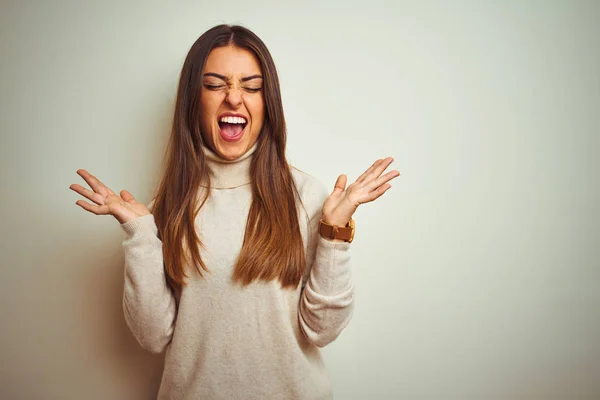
left=214, top=139, right=248, bottom=160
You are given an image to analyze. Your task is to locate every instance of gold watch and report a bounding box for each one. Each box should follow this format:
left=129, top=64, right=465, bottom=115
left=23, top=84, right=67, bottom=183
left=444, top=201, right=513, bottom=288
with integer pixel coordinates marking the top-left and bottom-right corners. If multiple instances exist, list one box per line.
left=318, top=219, right=355, bottom=243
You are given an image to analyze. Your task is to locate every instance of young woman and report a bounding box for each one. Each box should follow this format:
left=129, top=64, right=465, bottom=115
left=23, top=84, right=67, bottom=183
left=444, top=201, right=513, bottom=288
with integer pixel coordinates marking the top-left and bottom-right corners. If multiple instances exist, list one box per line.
left=70, top=24, right=399, bottom=400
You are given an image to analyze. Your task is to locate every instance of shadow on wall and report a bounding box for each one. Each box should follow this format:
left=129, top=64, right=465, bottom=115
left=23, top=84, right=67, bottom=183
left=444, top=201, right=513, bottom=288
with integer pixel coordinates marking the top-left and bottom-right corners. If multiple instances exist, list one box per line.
left=75, top=238, right=165, bottom=397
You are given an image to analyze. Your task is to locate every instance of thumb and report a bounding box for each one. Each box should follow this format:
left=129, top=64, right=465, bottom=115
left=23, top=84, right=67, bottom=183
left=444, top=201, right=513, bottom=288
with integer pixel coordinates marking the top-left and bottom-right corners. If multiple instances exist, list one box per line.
left=120, top=190, right=137, bottom=203
left=332, top=174, right=347, bottom=194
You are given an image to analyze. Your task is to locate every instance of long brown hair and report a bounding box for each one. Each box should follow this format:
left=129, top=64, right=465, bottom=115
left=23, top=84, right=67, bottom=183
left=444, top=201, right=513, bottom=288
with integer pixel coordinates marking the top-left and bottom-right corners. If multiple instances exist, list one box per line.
left=150, top=25, right=306, bottom=292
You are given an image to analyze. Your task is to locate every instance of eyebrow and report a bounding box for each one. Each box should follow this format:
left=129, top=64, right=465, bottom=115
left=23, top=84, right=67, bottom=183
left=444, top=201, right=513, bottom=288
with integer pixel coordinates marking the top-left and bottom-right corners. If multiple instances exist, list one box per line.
left=203, top=73, right=263, bottom=82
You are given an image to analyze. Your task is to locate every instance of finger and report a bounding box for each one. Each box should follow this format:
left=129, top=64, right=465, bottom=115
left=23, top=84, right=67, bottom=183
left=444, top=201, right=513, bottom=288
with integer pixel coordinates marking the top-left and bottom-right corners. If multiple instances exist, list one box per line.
left=361, top=183, right=393, bottom=204
left=365, top=169, right=400, bottom=192
left=355, top=159, right=383, bottom=183
left=120, top=190, right=136, bottom=203
left=76, top=169, right=110, bottom=197
left=363, top=157, right=395, bottom=183
left=75, top=199, right=110, bottom=215
left=69, top=183, right=108, bottom=205
left=332, top=174, right=347, bottom=194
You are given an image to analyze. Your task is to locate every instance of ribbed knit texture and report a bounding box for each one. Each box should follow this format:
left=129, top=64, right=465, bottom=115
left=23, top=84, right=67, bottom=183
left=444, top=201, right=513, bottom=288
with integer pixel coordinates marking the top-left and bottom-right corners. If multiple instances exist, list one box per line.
left=120, top=144, right=354, bottom=400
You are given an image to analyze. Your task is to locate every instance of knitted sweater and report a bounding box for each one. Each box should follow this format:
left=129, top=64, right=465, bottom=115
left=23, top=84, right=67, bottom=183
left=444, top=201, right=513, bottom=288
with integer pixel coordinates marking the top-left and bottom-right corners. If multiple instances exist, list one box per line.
left=120, top=142, right=354, bottom=399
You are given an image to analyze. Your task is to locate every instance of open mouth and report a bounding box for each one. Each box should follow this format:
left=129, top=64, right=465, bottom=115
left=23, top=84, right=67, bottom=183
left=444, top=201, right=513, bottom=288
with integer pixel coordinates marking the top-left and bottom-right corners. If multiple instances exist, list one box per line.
left=218, top=116, right=247, bottom=142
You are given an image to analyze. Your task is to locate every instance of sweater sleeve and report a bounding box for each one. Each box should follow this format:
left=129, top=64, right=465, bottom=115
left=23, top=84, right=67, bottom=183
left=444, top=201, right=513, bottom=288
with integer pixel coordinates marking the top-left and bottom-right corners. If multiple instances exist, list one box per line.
left=120, top=208, right=177, bottom=354
left=298, top=182, right=355, bottom=348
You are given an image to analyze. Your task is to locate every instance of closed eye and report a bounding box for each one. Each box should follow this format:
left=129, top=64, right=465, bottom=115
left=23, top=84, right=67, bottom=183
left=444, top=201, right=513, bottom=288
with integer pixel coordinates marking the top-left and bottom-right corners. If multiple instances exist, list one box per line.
left=204, top=84, right=224, bottom=90
left=203, top=83, right=262, bottom=93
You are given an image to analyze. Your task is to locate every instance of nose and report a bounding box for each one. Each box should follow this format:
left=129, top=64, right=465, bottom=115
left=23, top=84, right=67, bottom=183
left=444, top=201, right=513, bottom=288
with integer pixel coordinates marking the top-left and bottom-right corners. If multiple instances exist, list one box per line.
left=225, top=86, right=243, bottom=108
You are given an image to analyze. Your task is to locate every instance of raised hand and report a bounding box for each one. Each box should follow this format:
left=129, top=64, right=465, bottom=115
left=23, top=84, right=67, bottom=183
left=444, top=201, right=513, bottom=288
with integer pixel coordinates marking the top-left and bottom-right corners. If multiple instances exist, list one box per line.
left=322, top=157, right=400, bottom=227
left=69, top=169, right=151, bottom=224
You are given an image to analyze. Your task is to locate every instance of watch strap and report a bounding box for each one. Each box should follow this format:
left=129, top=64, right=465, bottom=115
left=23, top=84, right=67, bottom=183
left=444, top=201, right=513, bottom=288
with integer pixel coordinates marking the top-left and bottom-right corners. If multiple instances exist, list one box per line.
left=318, top=219, right=355, bottom=243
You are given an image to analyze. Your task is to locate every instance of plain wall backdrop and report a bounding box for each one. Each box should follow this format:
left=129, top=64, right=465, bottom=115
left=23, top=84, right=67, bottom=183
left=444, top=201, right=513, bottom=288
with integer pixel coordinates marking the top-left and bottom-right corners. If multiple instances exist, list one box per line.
left=1, top=1, right=599, bottom=399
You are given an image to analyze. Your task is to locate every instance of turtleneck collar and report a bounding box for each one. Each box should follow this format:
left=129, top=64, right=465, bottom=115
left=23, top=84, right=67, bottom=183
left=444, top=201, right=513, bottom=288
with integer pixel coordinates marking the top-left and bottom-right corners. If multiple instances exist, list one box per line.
left=201, top=142, right=258, bottom=189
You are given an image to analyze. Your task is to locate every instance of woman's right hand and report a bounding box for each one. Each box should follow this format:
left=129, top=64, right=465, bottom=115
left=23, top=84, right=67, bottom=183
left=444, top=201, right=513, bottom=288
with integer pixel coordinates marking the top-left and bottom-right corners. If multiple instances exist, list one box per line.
left=69, top=169, right=151, bottom=224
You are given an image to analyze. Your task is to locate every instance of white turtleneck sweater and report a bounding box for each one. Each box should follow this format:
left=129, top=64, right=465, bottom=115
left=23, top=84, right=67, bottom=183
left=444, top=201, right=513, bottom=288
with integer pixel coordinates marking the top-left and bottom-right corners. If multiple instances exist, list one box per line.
left=120, top=142, right=354, bottom=400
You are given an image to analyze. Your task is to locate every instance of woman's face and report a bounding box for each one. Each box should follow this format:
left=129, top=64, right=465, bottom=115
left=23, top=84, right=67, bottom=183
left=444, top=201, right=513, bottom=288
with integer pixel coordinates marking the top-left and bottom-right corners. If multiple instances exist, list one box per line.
left=199, top=45, right=265, bottom=160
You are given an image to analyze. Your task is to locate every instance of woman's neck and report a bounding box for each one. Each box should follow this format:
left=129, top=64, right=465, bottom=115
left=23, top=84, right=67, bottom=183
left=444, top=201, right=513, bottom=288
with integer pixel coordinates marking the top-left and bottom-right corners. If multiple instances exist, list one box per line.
left=201, top=143, right=258, bottom=189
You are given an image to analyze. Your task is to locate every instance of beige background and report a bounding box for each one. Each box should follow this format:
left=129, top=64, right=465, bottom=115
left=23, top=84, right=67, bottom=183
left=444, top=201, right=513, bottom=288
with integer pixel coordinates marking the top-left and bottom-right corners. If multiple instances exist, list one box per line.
left=1, top=1, right=599, bottom=399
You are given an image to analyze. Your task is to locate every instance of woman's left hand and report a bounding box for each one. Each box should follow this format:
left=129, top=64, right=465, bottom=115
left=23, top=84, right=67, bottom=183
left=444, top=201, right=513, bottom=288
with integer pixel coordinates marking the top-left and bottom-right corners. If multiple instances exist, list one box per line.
left=322, top=157, right=400, bottom=227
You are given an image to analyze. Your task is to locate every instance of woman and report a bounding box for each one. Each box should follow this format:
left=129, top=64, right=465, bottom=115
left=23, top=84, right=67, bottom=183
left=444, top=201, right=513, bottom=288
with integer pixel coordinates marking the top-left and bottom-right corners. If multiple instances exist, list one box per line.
left=70, top=24, right=399, bottom=400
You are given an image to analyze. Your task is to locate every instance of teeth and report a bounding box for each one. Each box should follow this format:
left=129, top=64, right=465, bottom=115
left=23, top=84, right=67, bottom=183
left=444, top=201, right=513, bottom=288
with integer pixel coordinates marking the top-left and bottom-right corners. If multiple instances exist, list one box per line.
left=219, top=116, right=247, bottom=124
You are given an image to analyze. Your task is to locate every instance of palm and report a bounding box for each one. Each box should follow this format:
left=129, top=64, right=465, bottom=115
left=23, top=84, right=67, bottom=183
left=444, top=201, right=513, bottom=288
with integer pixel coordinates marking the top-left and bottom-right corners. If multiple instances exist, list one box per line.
left=69, top=169, right=151, bottom=224
left=322, top=157, right=400, bottom=227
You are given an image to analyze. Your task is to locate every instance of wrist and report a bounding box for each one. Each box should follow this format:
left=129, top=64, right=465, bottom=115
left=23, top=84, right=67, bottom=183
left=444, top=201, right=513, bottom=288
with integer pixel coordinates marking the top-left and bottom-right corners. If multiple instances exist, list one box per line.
left=321, top=214, right=350, bottom=227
